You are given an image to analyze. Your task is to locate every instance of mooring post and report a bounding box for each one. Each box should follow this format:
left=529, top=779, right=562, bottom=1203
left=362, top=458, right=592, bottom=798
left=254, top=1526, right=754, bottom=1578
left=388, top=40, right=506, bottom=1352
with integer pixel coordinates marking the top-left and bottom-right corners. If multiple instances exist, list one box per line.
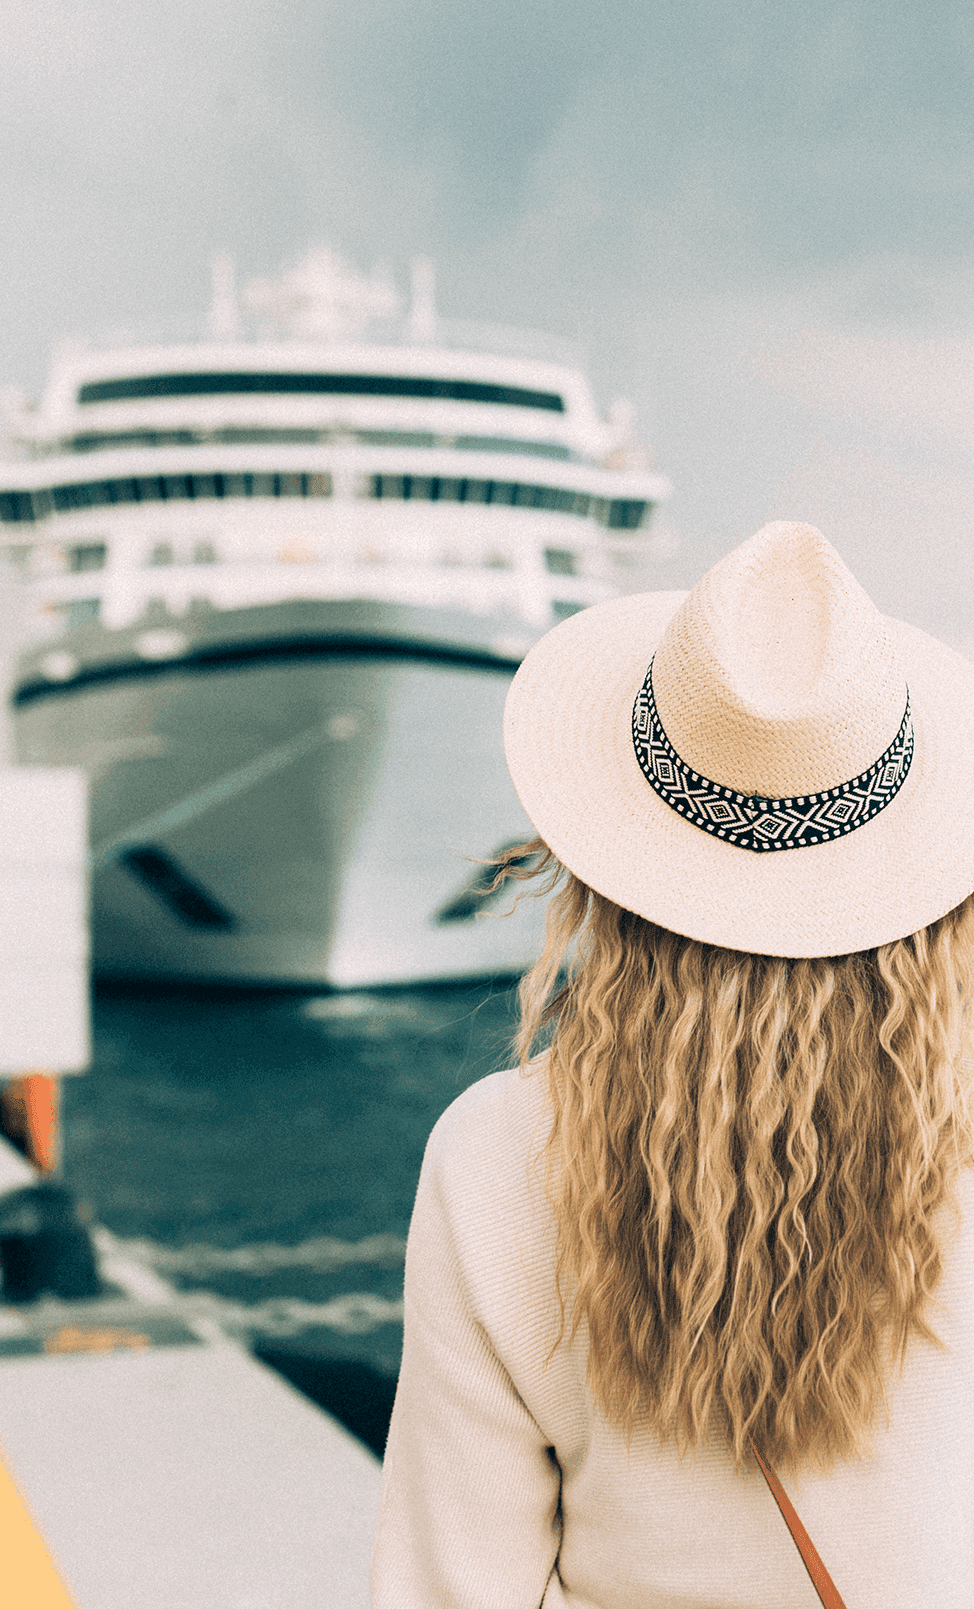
left=0, top=549, right=95, bottom=1300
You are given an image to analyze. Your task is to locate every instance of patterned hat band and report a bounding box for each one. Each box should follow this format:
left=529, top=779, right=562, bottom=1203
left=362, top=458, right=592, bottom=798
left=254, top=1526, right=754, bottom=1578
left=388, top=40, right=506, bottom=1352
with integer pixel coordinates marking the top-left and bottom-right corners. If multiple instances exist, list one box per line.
left=631, top=660, right=914, bottom=853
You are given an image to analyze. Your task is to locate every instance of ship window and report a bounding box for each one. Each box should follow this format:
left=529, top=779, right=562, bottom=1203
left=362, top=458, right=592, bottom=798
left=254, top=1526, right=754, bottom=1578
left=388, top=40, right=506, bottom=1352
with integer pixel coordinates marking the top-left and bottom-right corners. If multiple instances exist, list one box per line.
left=53, top=481, right=113, bottom=510
left=191, top=475, right=223, bottom=501
left=68, top=542, right=108, bottom=573
left=364, top=474, right=608, bottom=518
left=213, top=427, right=323, bottom=446
left=78, top=481, right=112, bottom=507
left=544, top=547, right=578, bottom=576
left=67, top=431, right=198, bottom=453
left=607, top=499, right=649, bottom=530
left=162, top=476, right=193, bottom=501
left=408, top=477, right=439, bottom=501
left=193, top=541, right=217, bottom=564
left=0, top=491, right=38, bottom=523
left=149, top=542, right=175, bottom=567
left=279, top=473, right=304, bottom=497
left=2, top=545, right=32, bottom=577
left=221, top=474, right=252, bottom=499
left=50, top=485, right=83, bottom=511
left=435, top=479, right=467, bottom=502
left=34, top=490, right=53, bottom=517
left=51, top=598, right=101, bottom=631
left=455, top=437, right=571, bottom=459
left=109, top=478, right=140, bottom=504
left=356, top=430, right=437, bottom=448
left=77, top=372, right=566, bottom=412
left=251, top=474, right=277, bottom=498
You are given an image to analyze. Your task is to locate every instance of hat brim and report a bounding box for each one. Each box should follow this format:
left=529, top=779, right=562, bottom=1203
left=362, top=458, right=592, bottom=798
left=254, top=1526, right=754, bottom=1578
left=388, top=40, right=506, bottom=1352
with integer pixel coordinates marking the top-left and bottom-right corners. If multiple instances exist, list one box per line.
left=503, top=591, right=974, bottom=956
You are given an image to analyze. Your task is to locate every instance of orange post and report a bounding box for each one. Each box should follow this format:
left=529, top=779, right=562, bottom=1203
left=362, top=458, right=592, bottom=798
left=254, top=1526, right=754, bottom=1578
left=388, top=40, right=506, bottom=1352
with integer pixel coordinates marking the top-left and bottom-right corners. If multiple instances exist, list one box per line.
left=0, top=1072, right=59, bottom=1173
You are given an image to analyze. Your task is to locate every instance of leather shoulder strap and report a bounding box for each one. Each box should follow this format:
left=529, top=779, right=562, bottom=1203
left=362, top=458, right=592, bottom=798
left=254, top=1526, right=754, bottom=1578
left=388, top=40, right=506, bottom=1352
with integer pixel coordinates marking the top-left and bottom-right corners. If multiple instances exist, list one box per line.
left=749, top=1438, right=849, bottom=1609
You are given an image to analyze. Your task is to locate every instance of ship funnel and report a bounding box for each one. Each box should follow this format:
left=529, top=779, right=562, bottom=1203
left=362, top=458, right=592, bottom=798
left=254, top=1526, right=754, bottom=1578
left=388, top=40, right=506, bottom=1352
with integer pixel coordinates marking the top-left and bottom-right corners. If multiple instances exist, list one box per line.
left=408, top=257, right=438, bottom=344
left=208, top=254, right=242, bottom=342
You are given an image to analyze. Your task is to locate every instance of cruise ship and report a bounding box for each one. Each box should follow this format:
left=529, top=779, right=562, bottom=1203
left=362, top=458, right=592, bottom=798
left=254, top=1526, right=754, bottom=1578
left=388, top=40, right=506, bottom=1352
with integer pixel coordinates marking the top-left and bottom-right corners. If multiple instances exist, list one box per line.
left=0, top=250, right=672, bottom=988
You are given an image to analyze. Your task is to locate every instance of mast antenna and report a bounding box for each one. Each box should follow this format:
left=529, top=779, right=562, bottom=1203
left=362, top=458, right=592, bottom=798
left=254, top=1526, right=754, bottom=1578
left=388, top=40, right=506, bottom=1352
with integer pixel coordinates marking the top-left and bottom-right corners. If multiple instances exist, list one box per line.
left=208, top=254, right=242, bottom=342
left=408, top=258, right=438, bottom=344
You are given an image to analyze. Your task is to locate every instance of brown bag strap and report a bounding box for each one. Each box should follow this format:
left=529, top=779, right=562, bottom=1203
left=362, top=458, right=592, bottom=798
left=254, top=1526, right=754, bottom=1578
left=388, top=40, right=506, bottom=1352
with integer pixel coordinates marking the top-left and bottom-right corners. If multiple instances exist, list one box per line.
left=749, top=1438, right=849, bottom=1609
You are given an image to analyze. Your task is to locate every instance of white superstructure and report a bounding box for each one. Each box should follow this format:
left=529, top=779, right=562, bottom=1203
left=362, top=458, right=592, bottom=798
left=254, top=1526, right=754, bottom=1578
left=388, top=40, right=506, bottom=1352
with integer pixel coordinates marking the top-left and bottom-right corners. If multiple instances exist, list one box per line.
left=1, top=252, right=671, bottom=987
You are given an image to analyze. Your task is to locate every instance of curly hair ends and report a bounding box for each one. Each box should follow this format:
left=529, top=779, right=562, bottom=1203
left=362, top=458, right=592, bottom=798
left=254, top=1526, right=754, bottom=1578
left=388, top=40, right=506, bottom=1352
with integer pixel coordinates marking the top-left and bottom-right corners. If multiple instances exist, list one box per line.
left=493, top=840, right=974, bottom=1476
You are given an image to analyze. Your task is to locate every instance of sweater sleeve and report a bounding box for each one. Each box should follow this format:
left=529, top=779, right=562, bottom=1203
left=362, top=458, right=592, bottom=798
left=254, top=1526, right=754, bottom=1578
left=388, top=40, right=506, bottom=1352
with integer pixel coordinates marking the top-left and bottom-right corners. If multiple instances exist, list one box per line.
left=370, top=1096, right=564, bottom=1609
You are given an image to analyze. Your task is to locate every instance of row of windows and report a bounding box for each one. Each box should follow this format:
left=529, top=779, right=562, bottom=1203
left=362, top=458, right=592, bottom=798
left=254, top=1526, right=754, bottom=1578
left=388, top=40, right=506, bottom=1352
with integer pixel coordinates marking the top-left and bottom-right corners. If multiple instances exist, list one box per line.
left=369, top=475, right=647, bottom=527
left=54, top=540, right=585, bottom=576
left=58, top=429, right=573, bottom=459
left=1, top=474, right=331, bottom=521
left=77, top=372, right=566, bottom=411
left=0, top=475, right=651, bottom=530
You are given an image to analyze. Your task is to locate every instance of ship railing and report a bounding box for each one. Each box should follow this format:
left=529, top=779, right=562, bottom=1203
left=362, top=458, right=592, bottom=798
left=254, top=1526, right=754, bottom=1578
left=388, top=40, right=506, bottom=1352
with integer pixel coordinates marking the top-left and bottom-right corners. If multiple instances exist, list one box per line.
left=46, top=318, right=585, bottom=369
left=24, top=555, right=618, bottom=640
left=13, top=514, right=650, bottom=585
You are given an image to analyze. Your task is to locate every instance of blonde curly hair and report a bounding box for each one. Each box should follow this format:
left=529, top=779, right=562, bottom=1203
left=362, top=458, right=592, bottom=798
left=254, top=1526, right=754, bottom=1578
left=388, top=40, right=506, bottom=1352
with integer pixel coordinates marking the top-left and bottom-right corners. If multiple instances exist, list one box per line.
left=495, top=841, right=974, bottom=1475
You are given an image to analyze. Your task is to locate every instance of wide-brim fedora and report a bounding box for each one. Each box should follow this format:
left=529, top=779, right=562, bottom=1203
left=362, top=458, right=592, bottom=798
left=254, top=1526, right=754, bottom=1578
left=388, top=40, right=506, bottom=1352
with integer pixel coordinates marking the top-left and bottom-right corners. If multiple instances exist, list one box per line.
left=503, top=521, right=974, bottom=957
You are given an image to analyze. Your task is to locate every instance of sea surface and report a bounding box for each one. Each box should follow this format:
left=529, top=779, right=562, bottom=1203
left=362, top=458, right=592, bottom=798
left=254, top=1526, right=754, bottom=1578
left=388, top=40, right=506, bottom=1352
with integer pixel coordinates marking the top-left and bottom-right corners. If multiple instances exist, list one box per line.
left=58, top=976, right=523, bottom=1448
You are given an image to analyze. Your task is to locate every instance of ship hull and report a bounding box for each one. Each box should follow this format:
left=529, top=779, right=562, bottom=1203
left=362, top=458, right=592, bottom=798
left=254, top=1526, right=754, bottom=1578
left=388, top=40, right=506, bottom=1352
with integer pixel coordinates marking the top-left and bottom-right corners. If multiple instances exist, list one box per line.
left=14, top=600, right=549, bottom=989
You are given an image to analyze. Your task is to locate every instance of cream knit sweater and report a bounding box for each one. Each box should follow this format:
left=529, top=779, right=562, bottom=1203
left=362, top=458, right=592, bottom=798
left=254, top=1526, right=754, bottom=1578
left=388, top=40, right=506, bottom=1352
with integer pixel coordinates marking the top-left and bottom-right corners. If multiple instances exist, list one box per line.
left=370, top=1064, right=974, bottom=1608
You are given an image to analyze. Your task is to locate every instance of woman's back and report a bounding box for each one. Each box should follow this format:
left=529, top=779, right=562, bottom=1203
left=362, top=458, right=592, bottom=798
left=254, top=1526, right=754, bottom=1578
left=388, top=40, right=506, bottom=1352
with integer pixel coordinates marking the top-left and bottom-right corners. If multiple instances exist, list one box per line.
left=371, top=523, right=974, bottom=1606
left=374, top=1063, right=974, bottom=1608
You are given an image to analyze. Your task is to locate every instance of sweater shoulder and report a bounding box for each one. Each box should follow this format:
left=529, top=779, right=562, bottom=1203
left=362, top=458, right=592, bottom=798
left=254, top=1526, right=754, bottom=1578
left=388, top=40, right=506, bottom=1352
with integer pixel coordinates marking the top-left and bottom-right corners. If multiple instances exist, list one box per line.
left=423, top=1062, right=550, bottom=1178
left=416, top=1064, right=554, bottom=1252
left=410, top=1063, right=560, bottom=1341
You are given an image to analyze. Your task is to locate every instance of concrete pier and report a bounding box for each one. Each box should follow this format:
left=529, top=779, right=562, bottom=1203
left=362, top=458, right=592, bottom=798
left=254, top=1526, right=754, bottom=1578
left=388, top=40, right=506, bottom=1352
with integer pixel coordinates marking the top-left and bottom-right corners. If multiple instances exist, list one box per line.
left=0, top=1140, right=382, bottom=1609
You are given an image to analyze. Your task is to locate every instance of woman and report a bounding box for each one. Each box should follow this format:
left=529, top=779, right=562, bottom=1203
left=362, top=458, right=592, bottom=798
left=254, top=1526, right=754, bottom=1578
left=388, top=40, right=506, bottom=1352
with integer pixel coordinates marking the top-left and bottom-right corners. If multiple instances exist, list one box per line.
left=370, top=522, right=974, bottom=1608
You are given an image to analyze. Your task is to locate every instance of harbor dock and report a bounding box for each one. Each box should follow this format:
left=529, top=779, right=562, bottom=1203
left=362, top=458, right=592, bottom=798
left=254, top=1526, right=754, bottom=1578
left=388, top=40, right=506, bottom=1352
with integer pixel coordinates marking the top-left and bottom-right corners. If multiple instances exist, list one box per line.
left=0, top=1134, right=382, bottom=1609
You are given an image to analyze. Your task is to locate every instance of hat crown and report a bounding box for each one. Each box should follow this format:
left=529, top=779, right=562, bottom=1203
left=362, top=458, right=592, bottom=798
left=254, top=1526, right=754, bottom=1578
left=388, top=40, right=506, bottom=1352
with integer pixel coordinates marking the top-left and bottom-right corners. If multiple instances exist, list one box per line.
left=651, top=522, right=906, bottom=798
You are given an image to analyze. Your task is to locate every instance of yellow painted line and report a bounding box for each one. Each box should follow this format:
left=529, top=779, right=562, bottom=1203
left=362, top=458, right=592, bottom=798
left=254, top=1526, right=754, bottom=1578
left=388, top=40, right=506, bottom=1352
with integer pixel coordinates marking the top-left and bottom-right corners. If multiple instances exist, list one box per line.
left=0, top=1445, right=78, bottom=1607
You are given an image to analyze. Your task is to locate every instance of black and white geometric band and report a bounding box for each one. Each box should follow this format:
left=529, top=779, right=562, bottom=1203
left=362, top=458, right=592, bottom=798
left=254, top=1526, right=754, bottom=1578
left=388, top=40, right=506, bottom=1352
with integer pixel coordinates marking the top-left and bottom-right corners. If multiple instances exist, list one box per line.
left=631, top=660, right=914, bottom=853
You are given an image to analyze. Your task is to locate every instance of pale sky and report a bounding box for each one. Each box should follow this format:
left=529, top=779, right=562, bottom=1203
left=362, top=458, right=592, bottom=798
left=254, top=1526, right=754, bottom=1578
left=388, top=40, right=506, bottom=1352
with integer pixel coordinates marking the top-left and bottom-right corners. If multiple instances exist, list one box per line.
left=4, top=0, right=974, bottom=643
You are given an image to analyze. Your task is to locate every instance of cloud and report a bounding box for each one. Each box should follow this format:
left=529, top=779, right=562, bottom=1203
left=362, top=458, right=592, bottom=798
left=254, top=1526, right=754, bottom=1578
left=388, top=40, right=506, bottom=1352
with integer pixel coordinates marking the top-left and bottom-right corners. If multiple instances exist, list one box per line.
left=752, top=323, right=974, bottom=447
left=766, top=439, right=974, bottom=649
left=4, top=0, right=974, bottom=649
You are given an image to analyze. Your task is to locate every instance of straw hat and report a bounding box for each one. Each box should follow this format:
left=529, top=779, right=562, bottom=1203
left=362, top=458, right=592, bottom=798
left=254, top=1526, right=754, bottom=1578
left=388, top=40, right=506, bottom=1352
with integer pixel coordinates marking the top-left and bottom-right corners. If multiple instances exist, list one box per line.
left=503, top=521, right=974, bottom=956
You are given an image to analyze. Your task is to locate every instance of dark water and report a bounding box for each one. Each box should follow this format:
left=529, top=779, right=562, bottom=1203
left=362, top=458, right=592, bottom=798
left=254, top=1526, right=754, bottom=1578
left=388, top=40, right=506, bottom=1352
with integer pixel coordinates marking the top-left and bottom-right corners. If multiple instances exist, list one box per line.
left=58, top=977, right=522, bottom=1445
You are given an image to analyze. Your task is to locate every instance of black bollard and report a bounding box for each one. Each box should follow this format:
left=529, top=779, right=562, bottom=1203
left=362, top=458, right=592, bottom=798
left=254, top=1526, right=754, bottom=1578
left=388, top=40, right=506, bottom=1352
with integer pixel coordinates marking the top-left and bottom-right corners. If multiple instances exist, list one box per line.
left=0, top=1183, right=102, bottom=1302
